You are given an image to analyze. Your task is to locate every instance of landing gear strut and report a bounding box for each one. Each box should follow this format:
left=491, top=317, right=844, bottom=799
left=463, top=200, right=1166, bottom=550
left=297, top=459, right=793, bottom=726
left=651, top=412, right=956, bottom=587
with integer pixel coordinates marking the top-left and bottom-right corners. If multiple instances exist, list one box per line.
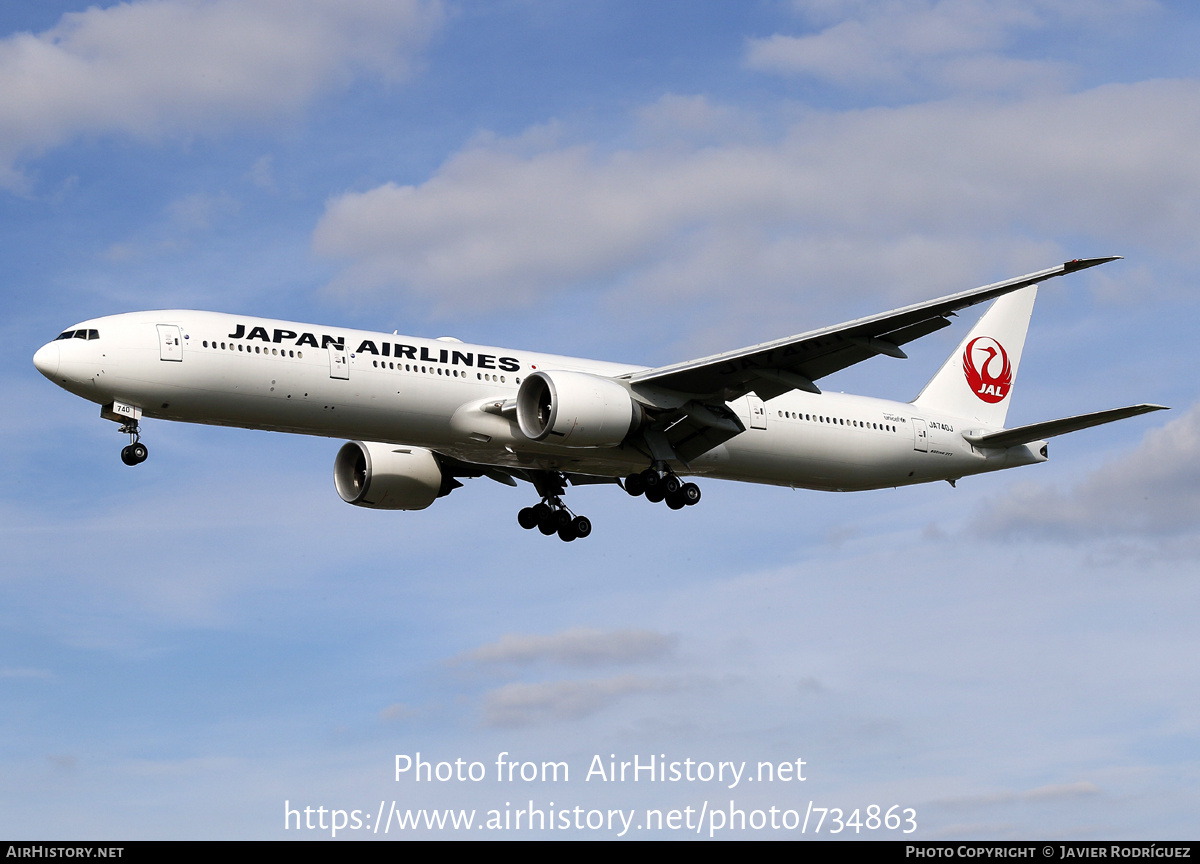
left=118, top=422, right=148, bottom=466
left=624, top=467, right=700, bottom=510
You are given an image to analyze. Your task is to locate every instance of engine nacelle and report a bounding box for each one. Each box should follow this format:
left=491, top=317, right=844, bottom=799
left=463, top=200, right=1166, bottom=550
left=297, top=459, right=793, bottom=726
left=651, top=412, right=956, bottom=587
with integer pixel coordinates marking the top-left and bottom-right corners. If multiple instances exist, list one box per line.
left=516, top=370, right=640, bottom=447
left=333, top=441, right=445, bottom=510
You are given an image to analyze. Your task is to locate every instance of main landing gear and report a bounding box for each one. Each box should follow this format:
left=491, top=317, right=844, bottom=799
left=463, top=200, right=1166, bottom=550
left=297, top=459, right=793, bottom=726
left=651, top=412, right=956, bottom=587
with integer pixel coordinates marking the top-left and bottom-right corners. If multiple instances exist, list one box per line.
left=623, top=467, right=701, bottom=510
left=518, top=498, right=593, bottom=542
left=118, top=422, right=148, bottom=466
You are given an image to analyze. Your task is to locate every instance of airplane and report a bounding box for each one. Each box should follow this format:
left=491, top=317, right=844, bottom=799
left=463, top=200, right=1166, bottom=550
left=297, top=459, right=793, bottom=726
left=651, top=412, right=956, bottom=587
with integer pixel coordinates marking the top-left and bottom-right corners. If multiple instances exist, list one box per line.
left=32, top=256, right=1166, bottom=541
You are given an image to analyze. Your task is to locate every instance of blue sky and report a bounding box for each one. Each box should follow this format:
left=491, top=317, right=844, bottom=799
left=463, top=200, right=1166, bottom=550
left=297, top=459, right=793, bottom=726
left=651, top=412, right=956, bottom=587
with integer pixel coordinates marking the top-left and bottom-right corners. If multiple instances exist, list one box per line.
left=3, top=0, right=1199, bottom=839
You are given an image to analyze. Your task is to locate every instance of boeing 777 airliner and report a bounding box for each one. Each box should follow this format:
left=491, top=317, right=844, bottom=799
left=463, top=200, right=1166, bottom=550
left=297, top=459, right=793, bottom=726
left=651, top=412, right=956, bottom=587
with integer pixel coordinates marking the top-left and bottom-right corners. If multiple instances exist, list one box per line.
left=33, top=257, right=1165, bottom=540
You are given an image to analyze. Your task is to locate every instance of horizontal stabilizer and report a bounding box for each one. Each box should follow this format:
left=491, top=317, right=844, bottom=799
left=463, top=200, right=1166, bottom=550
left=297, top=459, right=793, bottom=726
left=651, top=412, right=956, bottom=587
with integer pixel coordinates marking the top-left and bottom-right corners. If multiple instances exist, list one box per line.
left=963, top=404, right=1168, bottom=449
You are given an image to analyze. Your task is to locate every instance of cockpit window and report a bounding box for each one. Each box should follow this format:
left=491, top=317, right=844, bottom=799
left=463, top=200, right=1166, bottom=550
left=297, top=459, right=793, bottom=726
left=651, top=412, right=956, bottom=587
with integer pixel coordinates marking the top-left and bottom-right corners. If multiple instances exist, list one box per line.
left=74, top=330, right=88, bottom=339
left=56, top=331, right=75, bottom=340
left=55, top=329, right=100, bottom=340
left=88, top=329, right=99, bottom=340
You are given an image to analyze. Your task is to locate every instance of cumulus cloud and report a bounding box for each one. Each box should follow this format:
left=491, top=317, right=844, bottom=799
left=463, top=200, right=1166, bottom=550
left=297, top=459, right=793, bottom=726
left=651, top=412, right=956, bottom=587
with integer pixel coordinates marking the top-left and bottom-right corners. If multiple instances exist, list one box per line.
left=0, top=0, right=442, bottom=190
left=482, top=675, right=669, bottom=726
left=747, top=0, right=1152, bottom=94
left=973, top=402, right=1198, bottom=541
left=314, top=80, right=1200, bottom=318
left=458, top=627, right=674, bottom=668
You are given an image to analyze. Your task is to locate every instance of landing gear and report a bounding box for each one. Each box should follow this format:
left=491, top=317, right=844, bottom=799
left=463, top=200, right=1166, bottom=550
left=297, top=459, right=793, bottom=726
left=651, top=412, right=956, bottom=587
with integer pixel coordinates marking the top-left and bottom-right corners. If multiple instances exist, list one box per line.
left=623, top=467, right=701, bottom=510
left=118, top=422, right=148, bottom=466
left=518, top=496, right=593, bottom=542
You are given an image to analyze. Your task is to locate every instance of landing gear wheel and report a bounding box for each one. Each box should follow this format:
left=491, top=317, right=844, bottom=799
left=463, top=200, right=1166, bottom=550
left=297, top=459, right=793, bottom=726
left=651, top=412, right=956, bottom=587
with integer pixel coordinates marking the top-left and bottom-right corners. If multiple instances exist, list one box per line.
left=535, top=503, right=557, bottom=535
left=664, top=474, right=682, bottom=494
left=666, top=490, right=687, bottom=510
left=521, top=484, right=592, bottom=540
left=681, top=482, right=701, bottom=505
left=118, top=421, right=147, bottom=466
left=641, top=468, right=661, bottom=490
left=623, top=473, right=645, bottom=496
left=645, top=485, right=665, bottom=504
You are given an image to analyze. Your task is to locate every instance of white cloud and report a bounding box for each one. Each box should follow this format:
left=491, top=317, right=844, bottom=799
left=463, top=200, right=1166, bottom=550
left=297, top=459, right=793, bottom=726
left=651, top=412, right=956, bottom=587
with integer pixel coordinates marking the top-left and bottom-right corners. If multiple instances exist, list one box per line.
left=0, top=667, right=54, bottom=679
left=166, top=191, right=240, bottom=231
left=247, top=155, right=275, bottom=191
left=458, top=627, right=674, bottom=667
left=748, top=0, right=1153, bottom=94
left=973, top=402, right=1199, bottom=541
left=482, top=675, right=669, bottom=727
left=0, top=0, right=443, bottom=190
left=937, top=780, right=1101, bottom=808
left=379, top=702, right=416, bottom=722
left=314, top=79, right=1200, bottom=319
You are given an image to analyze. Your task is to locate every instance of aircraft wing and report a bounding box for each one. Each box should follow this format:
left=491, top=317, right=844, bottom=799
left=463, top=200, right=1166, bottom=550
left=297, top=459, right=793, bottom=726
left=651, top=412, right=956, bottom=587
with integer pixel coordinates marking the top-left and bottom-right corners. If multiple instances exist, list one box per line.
left=624, top=257, right=1119, bottom=404
left=962, top=404, right=1168, bottom=449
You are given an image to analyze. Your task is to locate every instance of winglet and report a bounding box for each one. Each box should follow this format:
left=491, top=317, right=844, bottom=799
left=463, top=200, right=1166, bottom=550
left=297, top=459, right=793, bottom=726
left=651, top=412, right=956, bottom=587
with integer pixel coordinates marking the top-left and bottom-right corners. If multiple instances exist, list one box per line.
left=1063, top=256, right=1122, bottom=273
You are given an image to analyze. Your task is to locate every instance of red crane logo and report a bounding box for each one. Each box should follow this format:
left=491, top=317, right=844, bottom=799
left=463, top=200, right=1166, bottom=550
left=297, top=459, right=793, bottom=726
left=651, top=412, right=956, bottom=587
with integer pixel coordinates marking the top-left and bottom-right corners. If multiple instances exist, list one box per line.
left=963, top=337, right=1012, bottom=403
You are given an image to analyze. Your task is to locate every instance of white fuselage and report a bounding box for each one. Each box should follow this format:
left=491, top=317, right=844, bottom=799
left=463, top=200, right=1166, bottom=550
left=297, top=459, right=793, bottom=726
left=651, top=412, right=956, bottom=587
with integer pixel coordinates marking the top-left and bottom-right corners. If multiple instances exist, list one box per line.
left=33, top=310, right=1044, bottom=492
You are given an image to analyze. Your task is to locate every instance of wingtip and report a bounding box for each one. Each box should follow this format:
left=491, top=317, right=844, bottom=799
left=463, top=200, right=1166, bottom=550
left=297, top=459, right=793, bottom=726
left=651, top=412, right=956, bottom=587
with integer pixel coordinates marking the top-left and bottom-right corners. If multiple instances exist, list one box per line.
left=1063, top=256, right=1122, bottom=272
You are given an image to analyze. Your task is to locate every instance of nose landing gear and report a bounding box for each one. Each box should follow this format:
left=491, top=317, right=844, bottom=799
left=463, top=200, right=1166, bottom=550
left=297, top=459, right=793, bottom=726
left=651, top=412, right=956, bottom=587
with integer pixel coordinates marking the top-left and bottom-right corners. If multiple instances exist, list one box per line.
left=624, top=467, right=700, bottom=510
left=118, top=422, right=148, bottom=466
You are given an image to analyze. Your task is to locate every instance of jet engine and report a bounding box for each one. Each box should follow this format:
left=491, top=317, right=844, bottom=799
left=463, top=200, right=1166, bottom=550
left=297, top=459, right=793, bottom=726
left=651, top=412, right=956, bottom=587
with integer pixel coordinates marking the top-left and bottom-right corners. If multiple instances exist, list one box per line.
left=516, top=370, right=641, bottom=447
left=333, top=441, right=448, bottom=510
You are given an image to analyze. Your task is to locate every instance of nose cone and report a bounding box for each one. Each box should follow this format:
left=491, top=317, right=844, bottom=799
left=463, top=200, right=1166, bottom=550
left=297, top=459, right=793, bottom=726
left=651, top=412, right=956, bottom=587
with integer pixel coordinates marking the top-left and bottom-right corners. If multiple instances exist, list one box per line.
left=33, top=342, right=60, bottom=379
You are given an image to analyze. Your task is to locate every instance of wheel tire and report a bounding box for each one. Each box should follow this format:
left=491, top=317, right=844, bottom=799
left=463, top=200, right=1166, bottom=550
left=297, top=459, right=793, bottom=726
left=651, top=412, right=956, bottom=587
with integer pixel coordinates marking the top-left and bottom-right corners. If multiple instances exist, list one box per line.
left=120, top=445, right=136, bottom=466
left=682, top=482, right=701, bottom=505
left=518, top=507, right=538, bottom=529
left=623, top=473, right=645, bottom=496
left=641, top=469, right=661, bottom=490
left=664, top=475, right=682, bottom=494
left=557, top=523, right=577, bottom=542
left=666, top=490, right=686, bottom=510
left=645, top=486, right=665, bottom=504
left=572, top=516, right=592, bottom=538
left=131, top=442, right=148, bottom=464
left=536, top=505, right=557, bottom=534
left=555, top=509, right=573, bottom=528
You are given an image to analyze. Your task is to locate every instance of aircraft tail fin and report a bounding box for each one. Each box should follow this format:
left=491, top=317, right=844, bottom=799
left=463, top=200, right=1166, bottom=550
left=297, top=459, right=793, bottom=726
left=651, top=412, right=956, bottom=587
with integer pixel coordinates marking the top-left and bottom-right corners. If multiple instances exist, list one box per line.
left=911, top=285, right=1037, bottom=427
